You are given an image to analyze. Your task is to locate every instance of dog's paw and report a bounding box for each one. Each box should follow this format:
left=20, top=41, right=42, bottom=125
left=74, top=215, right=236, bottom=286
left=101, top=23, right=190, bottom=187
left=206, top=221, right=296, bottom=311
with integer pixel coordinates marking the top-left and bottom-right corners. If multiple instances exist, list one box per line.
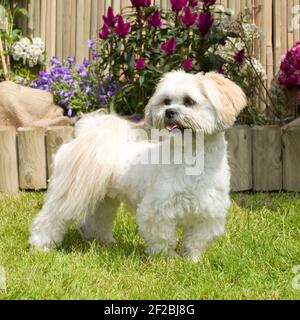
left=179, top=248, right=202, bottom=263
left=29, top=234, right=58, bottom=252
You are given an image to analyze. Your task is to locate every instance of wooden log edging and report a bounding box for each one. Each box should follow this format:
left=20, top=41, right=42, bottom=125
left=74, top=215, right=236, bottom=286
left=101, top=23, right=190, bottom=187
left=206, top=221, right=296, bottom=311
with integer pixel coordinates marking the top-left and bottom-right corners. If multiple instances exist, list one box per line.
left=225, top=126, right=252, bottom=192
left=252, top=125, right=282, bottom=192
left=0, top=127, right=19, bottom=195
left=0, top=125, right=300, bottom=195
left=282, top=126, right=300, bottom=192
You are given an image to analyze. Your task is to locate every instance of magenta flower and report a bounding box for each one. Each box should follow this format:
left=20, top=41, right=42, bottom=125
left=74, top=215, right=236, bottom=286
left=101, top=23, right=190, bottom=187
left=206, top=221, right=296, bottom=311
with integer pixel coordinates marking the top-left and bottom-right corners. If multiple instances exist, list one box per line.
left=161, top=37, right=177, bottom=55
left=190, top=0, right=199, bottom=7
left=234, top=49, right=245, bottom=63
left=170, top=0, right=188, bottom=11
left=197, top=11, right=214, bottom=35
left=148, top=10, right=162, bottom=28
left=203, top=0, right=217, bottom=7
left=135, top=57, right=145, bottom=70
left=183, top=57, right=193, bottom=70
left=114, top=16, right=131, bottom=37
left=99, top=25, right=109, bottom=39
left=103, top=6, right=117, bottom=27
left=131, top=0, right=151, bottom=7
left=278, top=42, right=300, bottom=87
left=218, top=65, right=225, bottom=75
left=181, top=7, right=197, bottom=26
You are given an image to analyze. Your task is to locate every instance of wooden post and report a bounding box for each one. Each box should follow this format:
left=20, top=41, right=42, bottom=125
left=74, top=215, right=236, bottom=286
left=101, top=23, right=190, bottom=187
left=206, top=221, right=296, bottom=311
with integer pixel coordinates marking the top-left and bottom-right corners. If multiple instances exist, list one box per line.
left=46, top=126, right=74, bottom=178
left=17, top=128, right=47, bottom=190
left=283, top=126, right=300, bottom=191
left=226, top=126, right=253, bottom=192
left=253, top=125, right=282, bottom=191
left=0, top=127, right=19, bottom=195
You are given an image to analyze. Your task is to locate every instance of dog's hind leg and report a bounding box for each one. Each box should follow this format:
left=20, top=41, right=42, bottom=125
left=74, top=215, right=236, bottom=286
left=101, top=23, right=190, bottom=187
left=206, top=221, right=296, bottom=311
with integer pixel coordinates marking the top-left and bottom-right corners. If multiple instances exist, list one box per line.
left=29, top=201, right=70, bottom=251
left=78, top=198, right=120, bottom=246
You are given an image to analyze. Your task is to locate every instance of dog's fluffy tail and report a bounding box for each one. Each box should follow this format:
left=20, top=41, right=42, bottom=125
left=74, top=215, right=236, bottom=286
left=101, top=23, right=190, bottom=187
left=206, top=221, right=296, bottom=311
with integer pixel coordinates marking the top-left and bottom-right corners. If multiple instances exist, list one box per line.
left=45, top=114, right=130, bottom=222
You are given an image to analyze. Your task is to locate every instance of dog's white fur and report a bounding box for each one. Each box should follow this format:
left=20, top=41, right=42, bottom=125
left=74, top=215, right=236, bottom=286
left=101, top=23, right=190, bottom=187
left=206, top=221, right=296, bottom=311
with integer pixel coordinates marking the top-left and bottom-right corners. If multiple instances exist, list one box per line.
left=29, top=71, right=246, bottom=261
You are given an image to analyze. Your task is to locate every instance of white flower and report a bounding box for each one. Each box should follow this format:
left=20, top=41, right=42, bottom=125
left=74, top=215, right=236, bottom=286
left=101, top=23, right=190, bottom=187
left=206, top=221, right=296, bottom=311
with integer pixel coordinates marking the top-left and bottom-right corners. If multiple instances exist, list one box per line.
left=11, top=37, right=45, bottom=67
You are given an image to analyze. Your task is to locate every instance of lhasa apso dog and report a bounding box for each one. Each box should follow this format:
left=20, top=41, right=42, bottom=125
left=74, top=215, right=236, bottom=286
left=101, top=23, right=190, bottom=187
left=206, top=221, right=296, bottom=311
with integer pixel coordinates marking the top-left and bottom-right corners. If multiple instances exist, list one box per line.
left=29, top=71, right=246, bottom=261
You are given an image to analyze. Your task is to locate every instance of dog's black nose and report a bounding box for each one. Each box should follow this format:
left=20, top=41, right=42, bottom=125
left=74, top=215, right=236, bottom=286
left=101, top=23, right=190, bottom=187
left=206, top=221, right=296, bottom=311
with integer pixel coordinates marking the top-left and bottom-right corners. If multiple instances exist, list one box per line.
left=165, top=109, right=178, bottom=119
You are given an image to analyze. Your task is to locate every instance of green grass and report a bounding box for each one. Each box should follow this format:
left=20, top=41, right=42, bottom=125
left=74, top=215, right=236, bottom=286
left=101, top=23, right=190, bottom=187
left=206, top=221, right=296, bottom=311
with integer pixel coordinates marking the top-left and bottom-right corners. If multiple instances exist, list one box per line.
left=0, top=192, right=299, bottom=300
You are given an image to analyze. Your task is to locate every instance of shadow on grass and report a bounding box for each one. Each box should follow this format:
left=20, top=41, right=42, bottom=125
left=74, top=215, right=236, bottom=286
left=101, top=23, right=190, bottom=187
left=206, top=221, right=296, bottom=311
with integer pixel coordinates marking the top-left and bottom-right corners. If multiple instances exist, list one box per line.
left=60, top=228, right=147, bottom=260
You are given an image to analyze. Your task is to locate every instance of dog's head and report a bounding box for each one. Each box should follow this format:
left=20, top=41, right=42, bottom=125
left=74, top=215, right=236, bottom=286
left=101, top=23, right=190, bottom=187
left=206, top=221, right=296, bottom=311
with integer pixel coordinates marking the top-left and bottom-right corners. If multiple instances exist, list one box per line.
left=145, top=71, right=246, bottom=134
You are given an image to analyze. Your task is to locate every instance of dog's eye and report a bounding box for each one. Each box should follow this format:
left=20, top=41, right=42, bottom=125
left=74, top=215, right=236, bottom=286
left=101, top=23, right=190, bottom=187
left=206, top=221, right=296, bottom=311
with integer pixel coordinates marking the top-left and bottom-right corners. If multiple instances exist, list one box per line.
left=164, top=98, right=171, bottom=106
left=183, top=97, right=195, bottom=107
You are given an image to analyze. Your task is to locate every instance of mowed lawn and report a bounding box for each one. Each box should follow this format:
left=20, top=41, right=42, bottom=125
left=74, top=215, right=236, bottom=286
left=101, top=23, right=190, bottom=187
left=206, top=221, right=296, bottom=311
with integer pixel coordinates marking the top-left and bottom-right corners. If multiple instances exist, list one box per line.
left=0, top=192, right=299, bottom=300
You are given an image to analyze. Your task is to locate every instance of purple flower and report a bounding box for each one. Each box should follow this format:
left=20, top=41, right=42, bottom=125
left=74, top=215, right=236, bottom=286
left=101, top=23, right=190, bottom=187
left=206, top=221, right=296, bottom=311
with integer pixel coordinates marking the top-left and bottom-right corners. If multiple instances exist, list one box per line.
left=180, top=7, right=197, bottom=27
left=131, top=0, right=151, bottom=7
left=161, top=37, right=177, bottom=55
left=76, top=65, right=88, bottom=77
left=183, top=57, right=193, bottom=70
left=99, top=24, right=110, bottom=39
left=83, top=58, right=90, bottom=68
left=88, top=39, right=95, bottom=49
left=130, top=113, right=143, bottom=122
left=92, top=49, right=98, bottom=60
left=50, top=56, right=60, bottom=66
left=114, top=16, right=131, bottom=37
left=170, top=0, right=188, bottom=11
left=67, top=56, right=76, bottom=65
left=197, top=11, right=214, bottom=35
left=148, top=10, right=162, bottom=28
left=234, top=49, right=245, bottom=64
left=85, top=86, right=92, bottom=94
left=67, top=109, right=73, bottom=118
left=135, top=57, right=145, bottom=70
left=99, top=95, right=107, bottom=105
left=103, top=6, right=117, bottom=27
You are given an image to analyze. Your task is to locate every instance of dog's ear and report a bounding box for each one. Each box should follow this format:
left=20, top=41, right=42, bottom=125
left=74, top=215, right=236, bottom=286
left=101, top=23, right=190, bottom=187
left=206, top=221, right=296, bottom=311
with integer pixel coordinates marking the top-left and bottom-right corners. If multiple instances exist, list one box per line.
left=197, top=72, right=247, bottom=129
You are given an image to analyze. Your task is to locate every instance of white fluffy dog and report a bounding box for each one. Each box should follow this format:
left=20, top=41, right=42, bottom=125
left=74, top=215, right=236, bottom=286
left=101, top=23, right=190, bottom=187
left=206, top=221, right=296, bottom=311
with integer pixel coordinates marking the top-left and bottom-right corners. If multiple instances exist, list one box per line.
left=29, top=71, right=246, bottom=261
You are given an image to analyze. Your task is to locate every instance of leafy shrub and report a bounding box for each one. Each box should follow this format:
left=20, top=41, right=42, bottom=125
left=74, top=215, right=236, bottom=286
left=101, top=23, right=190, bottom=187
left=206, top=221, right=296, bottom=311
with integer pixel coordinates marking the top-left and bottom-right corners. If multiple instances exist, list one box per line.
left=33, top=0, right=267, bottom=123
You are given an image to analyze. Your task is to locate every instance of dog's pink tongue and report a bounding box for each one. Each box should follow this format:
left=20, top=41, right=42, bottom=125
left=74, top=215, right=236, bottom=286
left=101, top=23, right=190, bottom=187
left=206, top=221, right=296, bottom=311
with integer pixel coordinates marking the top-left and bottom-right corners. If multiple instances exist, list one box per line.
left=166, top=124, right=178, bottom=132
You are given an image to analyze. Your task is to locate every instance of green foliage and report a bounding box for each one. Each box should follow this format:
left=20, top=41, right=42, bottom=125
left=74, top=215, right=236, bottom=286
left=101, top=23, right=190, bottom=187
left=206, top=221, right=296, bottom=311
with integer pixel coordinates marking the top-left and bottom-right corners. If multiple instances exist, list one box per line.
left=0, top=1, right=45, bottom=84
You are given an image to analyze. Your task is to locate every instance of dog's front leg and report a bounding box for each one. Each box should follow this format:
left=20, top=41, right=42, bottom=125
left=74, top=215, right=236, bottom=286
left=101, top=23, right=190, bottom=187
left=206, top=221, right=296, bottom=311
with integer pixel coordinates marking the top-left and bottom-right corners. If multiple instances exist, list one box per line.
left=137, top=203, right=178, bottom=257
left=181, top=216, right=226, bottom=262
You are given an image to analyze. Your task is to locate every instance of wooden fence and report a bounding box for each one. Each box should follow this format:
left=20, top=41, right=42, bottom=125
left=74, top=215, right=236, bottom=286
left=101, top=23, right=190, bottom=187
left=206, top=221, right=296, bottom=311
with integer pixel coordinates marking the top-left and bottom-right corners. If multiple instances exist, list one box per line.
left=10, top=0, right=300, bottom=87
left=0, top=125, right=300, bottom=195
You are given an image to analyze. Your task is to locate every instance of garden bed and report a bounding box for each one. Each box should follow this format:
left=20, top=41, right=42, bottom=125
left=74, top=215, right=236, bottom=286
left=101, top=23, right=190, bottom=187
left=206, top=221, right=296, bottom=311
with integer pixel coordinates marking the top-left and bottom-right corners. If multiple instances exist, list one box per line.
left=0, top=124, right=300, bottom=195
